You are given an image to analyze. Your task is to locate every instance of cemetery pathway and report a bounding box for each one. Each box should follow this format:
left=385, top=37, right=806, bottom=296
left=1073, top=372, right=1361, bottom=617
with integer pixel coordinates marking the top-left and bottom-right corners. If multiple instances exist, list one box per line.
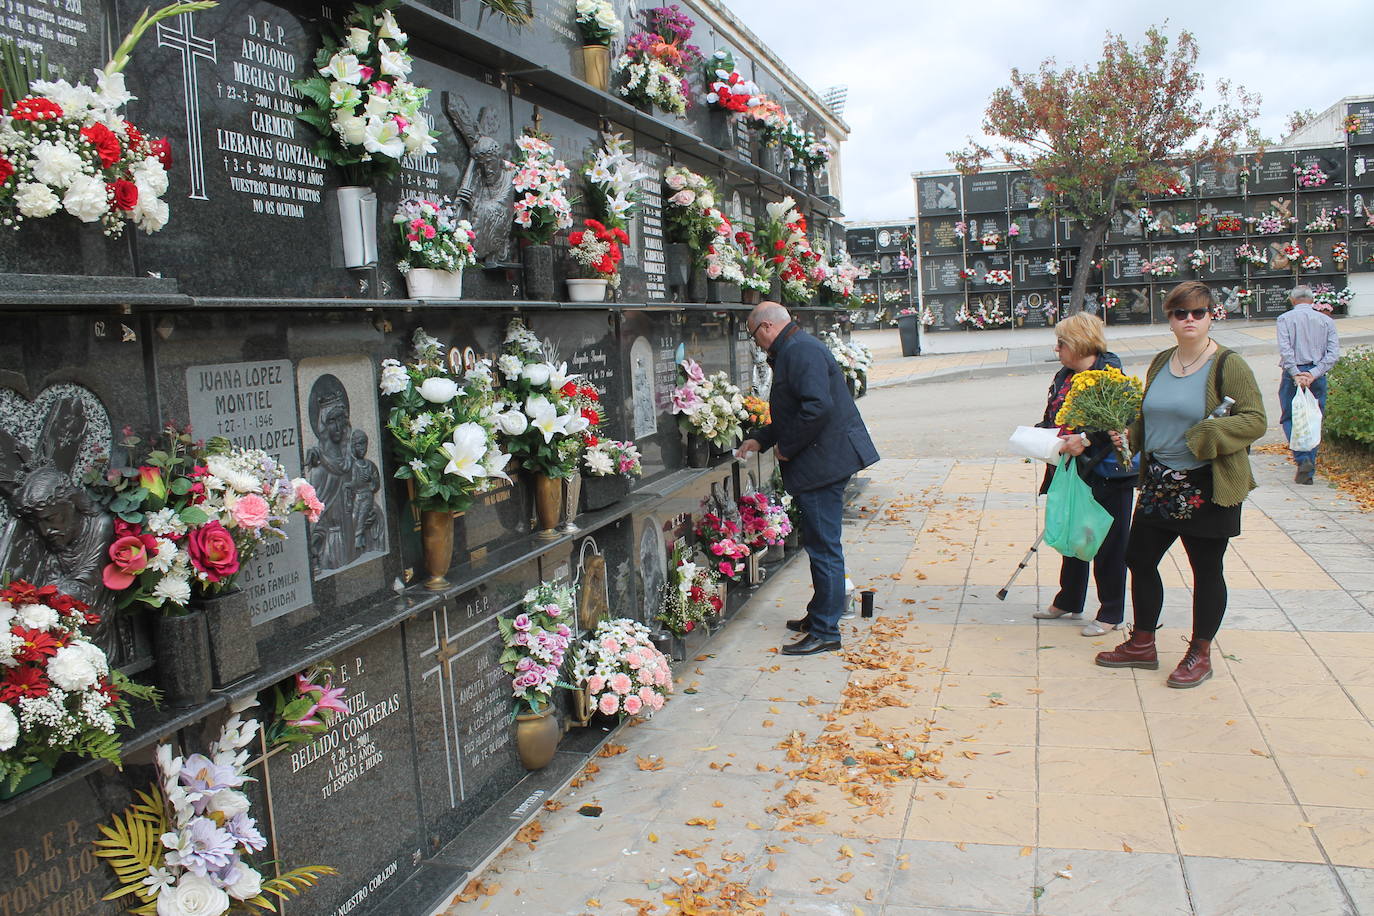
left=439, top=352, right=1374, bottom=916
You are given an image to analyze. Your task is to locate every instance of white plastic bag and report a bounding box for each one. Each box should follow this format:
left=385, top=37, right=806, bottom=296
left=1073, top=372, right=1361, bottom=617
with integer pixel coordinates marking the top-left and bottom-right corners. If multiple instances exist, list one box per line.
left=1008, top=425, right=1064, bottom=464
left=1290, top=387, right=1322, bottom=453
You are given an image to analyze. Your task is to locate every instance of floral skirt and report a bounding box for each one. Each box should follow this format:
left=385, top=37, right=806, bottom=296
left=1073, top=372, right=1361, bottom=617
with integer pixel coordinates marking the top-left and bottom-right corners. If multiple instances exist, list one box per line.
left=1134, top=458, right=1241, bottom=538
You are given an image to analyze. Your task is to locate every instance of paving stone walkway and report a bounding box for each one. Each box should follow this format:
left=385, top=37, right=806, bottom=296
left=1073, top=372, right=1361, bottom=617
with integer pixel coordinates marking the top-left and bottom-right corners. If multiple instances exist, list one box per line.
left=439, top=450, right=1374, bottom=916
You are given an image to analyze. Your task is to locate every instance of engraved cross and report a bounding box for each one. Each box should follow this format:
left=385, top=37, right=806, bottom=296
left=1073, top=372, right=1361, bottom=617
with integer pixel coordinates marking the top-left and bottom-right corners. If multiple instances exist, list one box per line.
left=158, top=14, right=217, bottom=201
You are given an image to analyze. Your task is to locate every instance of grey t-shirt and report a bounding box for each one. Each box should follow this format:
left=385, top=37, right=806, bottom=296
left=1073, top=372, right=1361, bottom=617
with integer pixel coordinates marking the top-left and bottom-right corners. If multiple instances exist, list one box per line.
left=1143, top=359, right=1212, bottom=471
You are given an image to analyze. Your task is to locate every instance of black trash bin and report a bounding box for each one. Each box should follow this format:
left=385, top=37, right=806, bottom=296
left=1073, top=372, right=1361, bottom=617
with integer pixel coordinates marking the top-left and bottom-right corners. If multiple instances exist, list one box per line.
left=897, top=313, right=922, bottom=357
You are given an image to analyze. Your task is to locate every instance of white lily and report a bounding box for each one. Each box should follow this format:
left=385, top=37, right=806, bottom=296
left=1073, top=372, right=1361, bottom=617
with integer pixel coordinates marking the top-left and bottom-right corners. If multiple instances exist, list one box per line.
left=563, top=411, right=590, bottom=436
left=375, top=8, right=406, bottom=42
left=525, top=396, right=569, bottom=443
left=484, top=447, right=512, bottom=482
left=363, top=116, right=406, bottom=159
left=765, top=196, right=797, bottom=223
left=546, top=361, right=580, bottom=391
left=439, top=423, right=489, bottom=480
left=320, top=52, right=364, bottom=85
left=403, top=115, right=437, bottom=155
left=377, top=40, right=412, bottom=78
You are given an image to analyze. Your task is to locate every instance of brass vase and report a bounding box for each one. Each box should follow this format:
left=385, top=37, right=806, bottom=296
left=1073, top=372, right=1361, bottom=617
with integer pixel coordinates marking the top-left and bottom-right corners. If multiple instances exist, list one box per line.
left=532, top=473, right=563, bottom=539
left=515, top=703, right=561, bottom=770
left=581, top=44, right=611, bottom=92
left=420, top=509, right=454, bottom=590
left=570, top=685, right=594, bottom=727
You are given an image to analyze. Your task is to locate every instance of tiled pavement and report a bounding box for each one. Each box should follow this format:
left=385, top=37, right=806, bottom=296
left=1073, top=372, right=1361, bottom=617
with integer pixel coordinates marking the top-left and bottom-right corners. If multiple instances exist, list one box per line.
left=861, top=315, right=1374, bottom=389
left=440, top=452, right=1374, bottom=916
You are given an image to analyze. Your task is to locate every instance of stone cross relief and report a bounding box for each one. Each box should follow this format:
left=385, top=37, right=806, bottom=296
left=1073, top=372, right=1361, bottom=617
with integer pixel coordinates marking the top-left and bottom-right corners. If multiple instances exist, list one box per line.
left=924, top=261, right=941, bottom=288
left=1013, top=255, right=1031, bottom=282
left=1106, top=251, right=1126, bottom=279
left=158, top=13, right=217, bottom=201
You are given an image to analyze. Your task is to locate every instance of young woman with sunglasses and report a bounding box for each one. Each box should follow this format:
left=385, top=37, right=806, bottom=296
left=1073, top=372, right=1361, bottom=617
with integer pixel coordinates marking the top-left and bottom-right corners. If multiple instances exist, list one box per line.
left=1095, top=281, right=1266, bottom=687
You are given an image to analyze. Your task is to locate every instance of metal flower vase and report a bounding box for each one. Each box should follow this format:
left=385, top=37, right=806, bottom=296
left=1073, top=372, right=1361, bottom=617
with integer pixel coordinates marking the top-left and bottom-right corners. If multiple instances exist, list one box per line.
left=532, top=473, right=563, bottom=539
left=523, top=244, right=555, bottom=300
left=156, top=610, right=212, bottom=709
left=581, top=44, right=611, bottom=92
left=515, top=703, right=561, bottom=770
left=420, top=509, right=454, bottom=590
left=335, top=186, right=378, bottom=268
left=560, top=474, right=582, bottom=532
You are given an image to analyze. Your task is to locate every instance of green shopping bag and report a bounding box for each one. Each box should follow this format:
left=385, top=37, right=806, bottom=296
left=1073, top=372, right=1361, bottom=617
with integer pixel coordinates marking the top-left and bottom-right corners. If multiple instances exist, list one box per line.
left=1043, top=456, right=1114, bottom=562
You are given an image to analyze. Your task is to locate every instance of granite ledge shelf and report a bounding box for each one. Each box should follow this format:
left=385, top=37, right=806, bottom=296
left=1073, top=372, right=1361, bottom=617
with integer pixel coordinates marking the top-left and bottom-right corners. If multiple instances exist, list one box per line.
left=0, top=293, right=842, bottom=313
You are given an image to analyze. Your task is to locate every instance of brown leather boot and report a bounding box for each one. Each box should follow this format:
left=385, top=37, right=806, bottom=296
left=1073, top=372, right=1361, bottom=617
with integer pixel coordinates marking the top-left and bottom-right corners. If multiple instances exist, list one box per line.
left=1094, top=629, right=1159, bottom=669
left=1167, top=638, right=1213, bottom=688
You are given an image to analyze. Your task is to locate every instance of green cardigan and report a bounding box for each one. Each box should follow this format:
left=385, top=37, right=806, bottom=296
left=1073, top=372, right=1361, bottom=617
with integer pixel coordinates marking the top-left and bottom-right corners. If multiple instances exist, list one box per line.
left=1127, top=345, right=1267, bottom=507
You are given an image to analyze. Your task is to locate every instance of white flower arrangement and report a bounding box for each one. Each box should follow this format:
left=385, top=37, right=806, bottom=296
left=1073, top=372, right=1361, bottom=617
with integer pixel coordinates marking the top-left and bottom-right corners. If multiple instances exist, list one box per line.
left=657, top=547, right=722, bottom=637
left=984, top=269, right=1012, bottom=286
left=581, top=439, right=642, bottom=477
left=574, top=0, right=623, bottom=44
left=1186, top=248, right=1207, bottom=270
left=570, top=618, right=672, bottom=718
left=583, top=132, right=644, bottom=228
left=295, top=4, right=436, bottom=185
left=670, top=359, right=749, bottom=449
left=821, top=327, right=873, bottom=383
left=493, top=318, right=590, bottom=477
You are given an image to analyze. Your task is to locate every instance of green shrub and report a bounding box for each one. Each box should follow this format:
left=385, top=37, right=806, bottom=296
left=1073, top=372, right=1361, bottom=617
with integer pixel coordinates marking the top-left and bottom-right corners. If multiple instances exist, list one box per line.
left=1325, top=346, right=1374, bottom=447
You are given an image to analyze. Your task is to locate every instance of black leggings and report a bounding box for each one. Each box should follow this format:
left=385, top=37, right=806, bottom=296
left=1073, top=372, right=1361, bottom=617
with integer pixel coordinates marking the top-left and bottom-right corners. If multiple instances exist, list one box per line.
left=1125, top=523, right=1230, bottom=640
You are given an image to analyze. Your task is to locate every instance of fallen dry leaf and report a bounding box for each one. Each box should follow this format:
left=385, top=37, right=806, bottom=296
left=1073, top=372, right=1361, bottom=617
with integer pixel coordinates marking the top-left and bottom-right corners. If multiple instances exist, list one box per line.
left=1019, top=846, right=1032, bottom=857
left=596, top=742, right=628, bottom=758
left=685, top=817, right=717, bottom=829
left=637, top=755, right=666, bottom=771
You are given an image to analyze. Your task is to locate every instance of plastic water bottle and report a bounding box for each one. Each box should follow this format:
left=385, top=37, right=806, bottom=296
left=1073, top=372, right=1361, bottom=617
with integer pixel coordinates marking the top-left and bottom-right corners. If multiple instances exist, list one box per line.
left=843, top=576, right=858, bottom=619
left=1208, top=396, right=1236, bottom=419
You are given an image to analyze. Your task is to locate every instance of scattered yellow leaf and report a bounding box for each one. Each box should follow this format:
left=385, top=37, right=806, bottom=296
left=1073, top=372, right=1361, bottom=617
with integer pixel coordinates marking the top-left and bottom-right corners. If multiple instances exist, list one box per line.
left=685, top=817, right=717, bottom=829
left=647, top=832, right=658, bottom=842
left=838, top=844, right=855, bottom=858
left=1300, top=822, right=1317, bottom=829
left=712, top=800, right=725, bottom=808
left=585, top=898, right=600, bottom=908
left=1122, top=842, right=1133, bottom=853
left=1250, top=749, right=1270, bottom=757
left=1019, top=846, right=1032, bottom=857
left=837, top=871, right=854, bottom=883
left=637, top=755, right=666, bottom=771
left=596, top=742, right=628, bottom=758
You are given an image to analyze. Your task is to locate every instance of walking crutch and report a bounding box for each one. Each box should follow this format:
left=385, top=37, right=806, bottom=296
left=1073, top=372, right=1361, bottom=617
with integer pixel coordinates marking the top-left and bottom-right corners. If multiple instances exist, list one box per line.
left=996, top=529, right=1044, bottom=601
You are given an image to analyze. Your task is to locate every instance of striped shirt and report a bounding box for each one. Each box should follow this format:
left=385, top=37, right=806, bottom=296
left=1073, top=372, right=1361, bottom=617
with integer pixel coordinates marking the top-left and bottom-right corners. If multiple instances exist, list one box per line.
left=1276, top=303, right=1340, bottom=379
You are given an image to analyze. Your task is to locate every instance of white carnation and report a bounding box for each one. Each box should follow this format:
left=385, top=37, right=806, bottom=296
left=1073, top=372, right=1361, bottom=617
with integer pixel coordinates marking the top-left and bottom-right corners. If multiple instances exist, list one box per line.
left=30, top=140, right=84, bottom=189
left=152, top=574, right=192, bottom=608
left=0, top=703, right=17, bottom=752
left=70, top=640, right=110, bottom=678
left=16, top=603, right=58, bottom=631
left=146, top=507, right=187, bottom=537
left=132, top=193, right=169, bottom=233
left=379, top=359, right=408, bottom=395
left=62, top=173, right=109, bottom=222
left=131, top=158, right=169, bottom=196
left=14, top=182, right=61, bottom=218
left=47, top=645, right=99, bottom=691
left=497, top=354, right=524, bottom=379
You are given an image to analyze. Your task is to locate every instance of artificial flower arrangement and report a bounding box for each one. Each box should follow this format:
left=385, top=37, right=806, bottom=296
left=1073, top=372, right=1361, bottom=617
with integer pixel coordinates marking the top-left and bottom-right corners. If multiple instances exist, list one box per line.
left=379, top=329, right=508, bottom=512
left=1172, top=222, right=1198, bottom=234
left=91, top=427, right=322, bottom=613
left=1253, top=212, right=1293, bottom=234
left=663, top=165, right=730, bottom=266
left=1333, top=241, right=1349, bottom=265
left=1294, top=162, right=1329, bottom=188
left=574, top=0, right=623, bottom=46
left=582, top=438, right=642, bottom=478
left=919, top=305, right=937, bottom=327
left=732, top=229, right=774, bottom=294
left=497, top=581, right=574, bottom=715
left=860, top=292, right=879, bottom=306
left=1234, top=288, right=1255, bottom=308
left=984, top=269, right=1012, bottom=286
left=262, top=664, right=349, bottom=750
left=743, top=394, right=770, bottom=428
left=1008, top=222, right=1021, bottom=238
left=821, top=326, right=874, bottom=384
left=957, top=267, right=976, bottom=281
left=583, top=132, right=644, bottom=229
left=295, top=2, right=436, bottom=185
left=508, top=130, right=573, bottom=243
left=1235, top=243, right=1268, bottom=268
left=737, top=491, right=791, bottom=550
left=0, top=580, right=160, bottom=792
left=96, top=706, right=336, bottom=914
left=1301, top=254, right=1323, bottom=271
left=695, top=511, right=751, bottom=582
left=884, top=290, right=905, bottom=303
left=817, top=244, right=864, bottom=305
left=1101, top=295, right=1120, bottom=310
left=393, top=196, right=477, bottom=274
left=1346, top=113, right=1363, bottom=135
left=1212, top=302, right=1229, bottom=320
left=0, top=1, right=204, bottom=236
left=670, top=358, right=749, bottom=449
left=615, top=5, right=702, bottom=115
left=979, top=231, right=1002, bottom=249
left=559, top=377, right=609, bottom=472
left=1215, top=216, right=1243, bottom=233
left=953, top=220, right=968, bottom=240
left=703, top=50, right=759, bottom=113
left=803, top=137, right=832, bottom=171
left=569, top=617, right=672, bottom=719
left=1186, top=249, right=1207, bottom=271
left=1054, top=365, right=1144, bottom=464
left=955, top=301, right=1011, bottom=330
left=493, top=318, right=589, bottom=478
left=1140, top=255, right=1178, bottom=278
left=568, top=217, right=629, bottom=288
left=1281, top=241, right=1305, bottom=262
left=895, top=250, right=913, bottom=271
left=704, top=233, right=747, bottom=287
left=756, top=196, right=822, bottom=302
left=1305, top=211, right=1338, bottom=233
left=657, top=546, right=722, bottom=637
left=742, top=94, right=791, bottom=150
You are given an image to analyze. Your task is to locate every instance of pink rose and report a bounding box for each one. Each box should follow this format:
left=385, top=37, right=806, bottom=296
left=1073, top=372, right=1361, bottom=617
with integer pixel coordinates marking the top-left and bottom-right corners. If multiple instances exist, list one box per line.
left=588, top=675, right=605, bottom=694
left=514, top=613, right=532, bottom=631
left=609, top=673, right=632, bottom=695
left=623, top=695, right=643, bottom=716
left=231, top=493, right=270, bottom=530
left=669, top=189, right=695, bottom=207
left=186, top=521, right=240, bottom=583
left=102, top=534, right=152, bottom=590
left=718, top=561, right=734, bottom=578
left=598, top=693, right=620, bottom=716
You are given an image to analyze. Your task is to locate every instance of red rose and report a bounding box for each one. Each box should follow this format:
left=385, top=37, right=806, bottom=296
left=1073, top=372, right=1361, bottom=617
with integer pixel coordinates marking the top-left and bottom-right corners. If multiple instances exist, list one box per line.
left=81, top=123, right=122, bottom=168
left=684, top=620, right=695, bottom=632
left=187, top=520, right=240, bottom=583
left=111, top=179, right=138, bottom=211
left=102, top=534, right=153, bottom=590
left=113, top=518, right=143, bottom=539
left=0, top=156, right=13, bottom=186
left=9, top=97, right=62, bottom=121
left=149, top=138, right=173, bottom=170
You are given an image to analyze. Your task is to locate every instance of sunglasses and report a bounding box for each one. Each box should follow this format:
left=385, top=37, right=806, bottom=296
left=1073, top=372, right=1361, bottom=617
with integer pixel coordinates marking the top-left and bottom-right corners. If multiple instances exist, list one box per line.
left=1169, top=308, right=1211, bottom=321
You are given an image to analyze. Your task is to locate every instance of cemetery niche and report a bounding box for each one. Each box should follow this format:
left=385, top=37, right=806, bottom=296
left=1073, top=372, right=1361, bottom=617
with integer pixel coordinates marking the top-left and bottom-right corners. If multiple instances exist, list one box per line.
left=0, top=0, right=849, bottom=912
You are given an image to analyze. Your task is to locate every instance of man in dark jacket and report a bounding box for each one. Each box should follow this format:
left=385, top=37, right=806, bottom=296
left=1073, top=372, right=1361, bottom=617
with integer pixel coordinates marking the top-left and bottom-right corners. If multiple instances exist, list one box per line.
left=736, top=303, right=880, bottom=655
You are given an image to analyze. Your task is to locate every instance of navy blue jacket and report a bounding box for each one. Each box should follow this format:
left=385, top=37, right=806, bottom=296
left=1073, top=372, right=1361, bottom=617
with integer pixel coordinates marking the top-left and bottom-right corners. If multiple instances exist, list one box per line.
left=753, top=323, right=879, bottom=491
left=1037, top=350, right=1138, bottom=489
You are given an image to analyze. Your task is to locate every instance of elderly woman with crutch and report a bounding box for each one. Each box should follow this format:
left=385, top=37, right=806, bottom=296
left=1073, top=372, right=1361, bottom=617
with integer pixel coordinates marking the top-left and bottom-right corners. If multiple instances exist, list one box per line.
left=1030, top=312, right=1138, bottom=637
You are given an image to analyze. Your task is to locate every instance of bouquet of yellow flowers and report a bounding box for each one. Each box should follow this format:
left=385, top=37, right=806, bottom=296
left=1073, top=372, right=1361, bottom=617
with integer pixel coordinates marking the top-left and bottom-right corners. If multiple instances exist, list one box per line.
left=743, top=394, right=771, bottom=428
left=1054, top=366, right=1144, bottom=464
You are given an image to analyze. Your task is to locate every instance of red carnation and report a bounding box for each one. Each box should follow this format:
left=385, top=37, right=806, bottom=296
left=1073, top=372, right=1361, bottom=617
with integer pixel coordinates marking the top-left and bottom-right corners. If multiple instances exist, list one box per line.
left=773, top=240, right=785, bottom=251
left=568, top=230, right=585, bottom=246
left=560, top=381, right=578, bottom=397
left=110, top=179, right=139, bottom=211
left=583, top=434, right=599, bottom=447
left=581, top=407, right=601, bottom=425
left=708, top=595, right=723, bottom=612
left=585, top=218, right=605, bottom=232
left=1, top=665, right=51, bottom=703
left=0, top=156, right=13, bottom=186
left=9, top=97, right=62, bottom=121
left=608, top=244, right=623, bottom=263
left=594, top=256, right=615, bottom=275
left=149, top=137, right=172, bottom=170
left=81, top=123, right=122, bottom=169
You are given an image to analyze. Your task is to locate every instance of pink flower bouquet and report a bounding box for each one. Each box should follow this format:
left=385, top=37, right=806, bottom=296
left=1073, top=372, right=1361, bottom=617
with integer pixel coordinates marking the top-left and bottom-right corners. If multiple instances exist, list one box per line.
left=498, top=581, right=574, bottom=714
left=570, top=618, right=673, bottom=720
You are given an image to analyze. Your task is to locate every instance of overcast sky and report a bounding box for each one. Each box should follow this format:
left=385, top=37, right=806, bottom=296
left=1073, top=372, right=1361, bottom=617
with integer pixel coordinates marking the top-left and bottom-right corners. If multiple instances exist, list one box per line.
left=722, top=0, right=1374, bottom=222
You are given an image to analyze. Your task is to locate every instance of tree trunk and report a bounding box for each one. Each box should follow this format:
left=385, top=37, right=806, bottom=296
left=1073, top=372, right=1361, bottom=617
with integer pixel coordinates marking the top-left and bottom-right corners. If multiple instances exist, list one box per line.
left=1069, top=219, right=1109, bottom=316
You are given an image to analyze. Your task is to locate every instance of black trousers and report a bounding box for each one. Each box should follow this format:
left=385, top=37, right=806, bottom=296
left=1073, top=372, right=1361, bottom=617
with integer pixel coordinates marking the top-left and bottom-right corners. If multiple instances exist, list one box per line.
left=1125, top=522, right=1230, bottom=640
left=1053, top=477, right=1133, bottom=624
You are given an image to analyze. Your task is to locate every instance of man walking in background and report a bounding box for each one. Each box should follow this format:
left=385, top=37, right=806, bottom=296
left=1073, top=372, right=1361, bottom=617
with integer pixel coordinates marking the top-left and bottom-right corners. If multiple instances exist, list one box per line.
left=736, top=302, right=879, bottom=656
left=1276, top=285, right=1341, bottom=484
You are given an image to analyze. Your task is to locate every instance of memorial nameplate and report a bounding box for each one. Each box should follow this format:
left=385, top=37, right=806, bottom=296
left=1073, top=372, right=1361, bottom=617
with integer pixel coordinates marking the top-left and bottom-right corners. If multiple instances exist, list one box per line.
left=1300, top=191, right=1345, bottom=224
left=962, top=174, right=1007, bottom=213
left=1196, top=156, right=1243, bottom=196
left=1297, top=149, right=1344, bottom=189
left=1102, top=246, right=1143, bottom=282
left=1249, top=150, right=1296, bottom=194
left=266, top=627, right=421, bottom=916
left=1104, top=285, right=1151, bottom=325
left=1197, top=198, right=1244, bottom=239
left=1197, top=241, right=1239, bottom=278
left=1010, top=211, right=1054, bottom=249
left=916, top=176, right=961, bottom=214
left=968, top=291, right=1010, bottom=325
left=966, top=251, right=1008, bottom=283
left=0, top=0, right=105, bottom=80
left=847, top=229, right=877, bottom=258
left=919, top=217, right=963, bottom=254
left=1301, top=233, right=1342, bottom=265
left=875, top=226, right=906, bottom=253
left=1151, top=201, right=1197, bottom=234
left=1247, top=193, right=1298, bottom=229
left=636, top=147, right=669, bottom=302
left=121, top=0, right=348, bottom=298
left=918, top=255, right=962, bottom=293
left=1350, top=146, right=1374, bottom=189
left=1016, top=291, right=1056, bottom=327
left=1108, top=204, right=1144, bottom=242
left=1255, top=283, right=1293, bottom=317
left=919, top=295, right=959, bottom=332
left=1349, top=101, right=1374, bottom=144
left=966, top=215, right=1007, bottom=247
left=1009, top=176, right=1046, bottom=209
left=1011, top=252, right=1056, bottom=289
left=186, top=359, right=311, bottom=624
left=683, top=310, right=730, bottom=377
left=1055, top=213, right=1080, bottom=247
